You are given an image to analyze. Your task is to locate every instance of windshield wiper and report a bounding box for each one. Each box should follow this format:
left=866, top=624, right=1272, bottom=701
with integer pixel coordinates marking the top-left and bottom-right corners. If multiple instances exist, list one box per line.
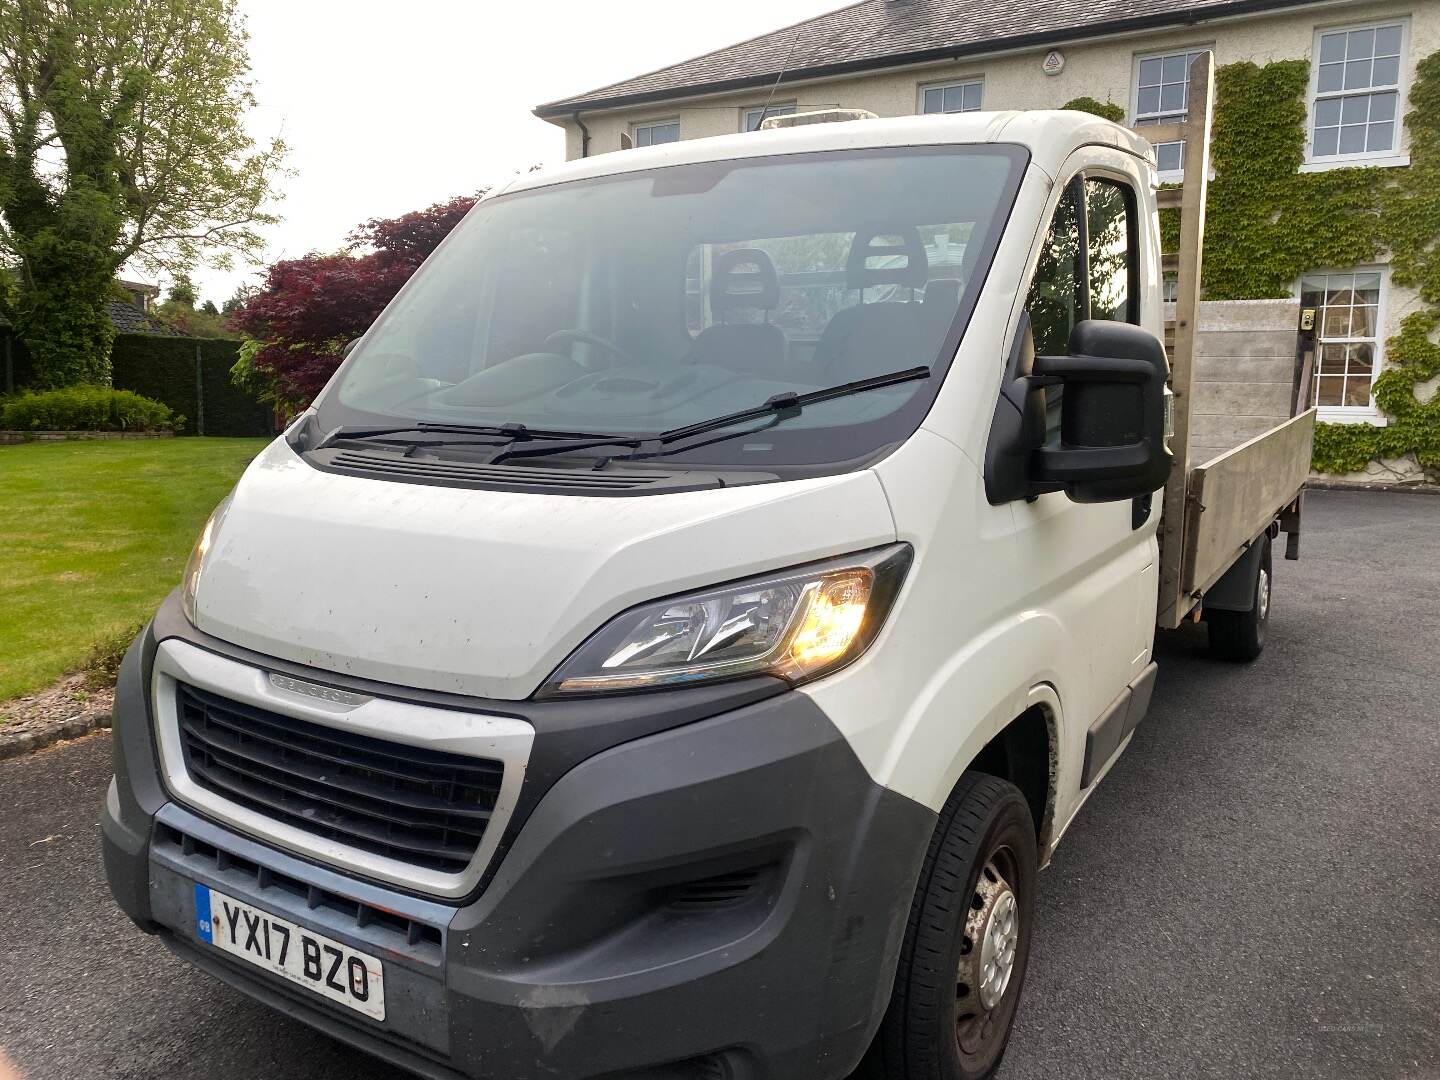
left=654, top=365, right=932, bottom=445
left=499, top=366, right=932, bottom=468
left=485, top=365, right=931, bottom=469
left=567, top=365, right=929, bottom=469
left=314, top=421, right=615, bottom=452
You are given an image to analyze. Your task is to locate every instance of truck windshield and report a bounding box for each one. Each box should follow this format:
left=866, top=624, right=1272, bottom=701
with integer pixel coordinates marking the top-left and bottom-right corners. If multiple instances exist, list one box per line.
left=322, top=145, right=1026, bottom=468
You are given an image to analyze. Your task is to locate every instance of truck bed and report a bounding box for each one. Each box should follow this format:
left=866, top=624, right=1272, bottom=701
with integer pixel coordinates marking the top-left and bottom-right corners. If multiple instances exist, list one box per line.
left=1156, top=409, right=1314, bottom=629
left=1181, top=409, right=1315, bottom=597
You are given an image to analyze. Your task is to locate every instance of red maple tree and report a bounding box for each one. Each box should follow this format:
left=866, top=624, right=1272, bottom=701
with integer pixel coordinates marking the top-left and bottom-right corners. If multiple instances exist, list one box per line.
left=230, top=194, right=482, bottom=410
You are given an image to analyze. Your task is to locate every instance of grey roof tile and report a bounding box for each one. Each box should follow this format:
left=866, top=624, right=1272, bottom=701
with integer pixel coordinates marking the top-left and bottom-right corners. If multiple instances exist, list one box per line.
left=536, top=0, right=1329, bottom=116
left=0, top=302, right=187, bottom=336
left=105, top=300, right=189, bottom=336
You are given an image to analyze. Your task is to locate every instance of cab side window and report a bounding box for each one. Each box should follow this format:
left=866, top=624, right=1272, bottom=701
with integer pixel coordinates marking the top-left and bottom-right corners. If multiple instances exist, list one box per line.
left=1084, top=178, right=1138, bottom=324
left=1025, top=174, right=1140, bottom=440
left=1025, top=179, right=1084, bottom=356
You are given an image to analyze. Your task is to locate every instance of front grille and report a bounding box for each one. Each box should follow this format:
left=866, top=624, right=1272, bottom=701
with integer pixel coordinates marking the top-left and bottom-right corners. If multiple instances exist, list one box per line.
left=175, top=683, right=503, bottom=875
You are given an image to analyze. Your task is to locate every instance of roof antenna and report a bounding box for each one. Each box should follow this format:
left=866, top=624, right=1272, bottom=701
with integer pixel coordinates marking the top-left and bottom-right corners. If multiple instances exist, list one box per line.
left=754, top=29, right=802, bottom=130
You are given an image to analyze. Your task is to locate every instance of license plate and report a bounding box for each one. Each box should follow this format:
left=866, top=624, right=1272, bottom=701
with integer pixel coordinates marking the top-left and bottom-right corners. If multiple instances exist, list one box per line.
left=194, top=883, right=386, bottom=1020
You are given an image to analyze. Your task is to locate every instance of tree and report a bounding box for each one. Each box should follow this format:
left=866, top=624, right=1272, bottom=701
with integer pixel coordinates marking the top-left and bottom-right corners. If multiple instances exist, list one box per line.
left=221, top=284, right=255, bottom=317
left=167, top=276, right=198, bottom=307
left=0, top=0, right=286, bottom=387
left=155, top=279, right=232, bottom=338
left=232, top=194, right=480, bottom=411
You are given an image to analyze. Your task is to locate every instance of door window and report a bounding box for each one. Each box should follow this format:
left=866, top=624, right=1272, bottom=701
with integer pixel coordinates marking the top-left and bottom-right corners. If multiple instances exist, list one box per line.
left=1025, top=179, right=1084, bottom=357
left=1085, top=178, right=1138, bottom=324
left=1024, top=174, right=1141, bottom=439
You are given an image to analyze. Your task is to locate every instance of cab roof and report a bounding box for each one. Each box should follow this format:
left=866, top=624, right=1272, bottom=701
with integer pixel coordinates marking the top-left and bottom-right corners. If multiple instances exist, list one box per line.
left=503, top=111, right=1154, bottom=198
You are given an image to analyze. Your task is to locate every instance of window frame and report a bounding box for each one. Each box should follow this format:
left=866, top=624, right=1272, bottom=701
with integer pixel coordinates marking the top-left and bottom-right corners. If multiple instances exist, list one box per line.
left=1128, top=44, right=1213, bottom=182
left=1303, top=18, right=1409, bottom=168
left=1025, top=172, right=1143, bottom=343
left=741, top=102, right=798, bottom=131
left=917, top=77, right=985, bottom=116
left=632, top=119, right=681, bottom=148
left=1297, top=265, right=1390, bottom=423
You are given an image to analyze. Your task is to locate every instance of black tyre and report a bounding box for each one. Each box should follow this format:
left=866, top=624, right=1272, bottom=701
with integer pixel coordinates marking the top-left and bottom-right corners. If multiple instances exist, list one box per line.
left=1207, top=534, right=1272, bottom=662
left=859, top=773, right=1038, bottom=1080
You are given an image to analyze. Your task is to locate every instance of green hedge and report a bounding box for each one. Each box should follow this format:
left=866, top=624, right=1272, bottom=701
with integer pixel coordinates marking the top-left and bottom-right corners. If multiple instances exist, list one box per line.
left=110, top=335, right=272, bottom=437
left=4, top=330, right=272, bottom=437
left=1, top=384, right=178, bottom=432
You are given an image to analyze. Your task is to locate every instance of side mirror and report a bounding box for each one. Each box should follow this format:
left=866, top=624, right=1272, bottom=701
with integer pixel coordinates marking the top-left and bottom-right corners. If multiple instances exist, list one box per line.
left=985, top=317, right=1172, bottom=505
left=342, top=337, right=362, bottom=359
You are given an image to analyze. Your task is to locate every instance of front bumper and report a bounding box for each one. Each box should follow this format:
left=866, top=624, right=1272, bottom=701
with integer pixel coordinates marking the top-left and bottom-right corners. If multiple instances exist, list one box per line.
left=103, top=626, right=935, bottom=1080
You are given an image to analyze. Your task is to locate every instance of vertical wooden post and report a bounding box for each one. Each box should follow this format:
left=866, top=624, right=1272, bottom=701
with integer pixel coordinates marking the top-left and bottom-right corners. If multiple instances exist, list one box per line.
left=1154, top=52, right=1214, bottom=628
left=195, top=342, right=206, bottom=436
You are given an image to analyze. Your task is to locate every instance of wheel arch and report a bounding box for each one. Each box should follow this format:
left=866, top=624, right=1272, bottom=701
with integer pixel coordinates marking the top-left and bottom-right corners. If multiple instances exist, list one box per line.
left=963, top=684, right=1063, bottom=860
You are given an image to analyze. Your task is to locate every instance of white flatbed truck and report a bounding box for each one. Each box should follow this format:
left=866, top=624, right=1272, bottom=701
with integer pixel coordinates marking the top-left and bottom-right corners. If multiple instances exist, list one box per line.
left=104, top=54, right=1313, bottom=1080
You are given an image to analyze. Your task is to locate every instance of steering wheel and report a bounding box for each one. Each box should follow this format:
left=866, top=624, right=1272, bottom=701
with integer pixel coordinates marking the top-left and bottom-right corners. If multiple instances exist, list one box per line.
left=543, top=328, right=638, bottom=369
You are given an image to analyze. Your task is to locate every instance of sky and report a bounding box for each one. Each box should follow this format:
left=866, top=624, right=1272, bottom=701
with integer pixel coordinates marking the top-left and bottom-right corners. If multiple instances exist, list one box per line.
left=186, top=0, right=839, bottom=306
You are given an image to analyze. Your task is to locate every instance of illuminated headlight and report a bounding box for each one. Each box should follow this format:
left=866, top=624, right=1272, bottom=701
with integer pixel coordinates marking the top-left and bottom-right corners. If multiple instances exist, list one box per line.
left=180, top=495, right=231, bottom=625
left=539, top=544, right=911, bottom=697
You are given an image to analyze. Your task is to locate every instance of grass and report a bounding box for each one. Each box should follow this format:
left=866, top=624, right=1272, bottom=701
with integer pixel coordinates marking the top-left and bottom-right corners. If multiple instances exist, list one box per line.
left=0, top=437, right=268, bottom=702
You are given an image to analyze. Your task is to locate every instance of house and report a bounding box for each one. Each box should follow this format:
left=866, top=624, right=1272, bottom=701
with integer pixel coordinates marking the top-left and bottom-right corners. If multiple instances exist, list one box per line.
left=535, top=0, right=1440, bottom=482
left=110, top=279, right=187, bottom=337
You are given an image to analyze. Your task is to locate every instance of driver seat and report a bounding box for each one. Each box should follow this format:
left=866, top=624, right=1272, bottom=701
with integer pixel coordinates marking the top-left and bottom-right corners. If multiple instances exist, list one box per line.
left=687, top=248, right=787, bottom=377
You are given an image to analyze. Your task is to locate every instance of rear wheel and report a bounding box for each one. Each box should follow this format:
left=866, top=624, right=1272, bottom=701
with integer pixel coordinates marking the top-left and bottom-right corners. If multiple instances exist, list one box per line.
left=1207, top=534, right=1272, bottom=662
left=859, top=773, right=1038, bottom=1080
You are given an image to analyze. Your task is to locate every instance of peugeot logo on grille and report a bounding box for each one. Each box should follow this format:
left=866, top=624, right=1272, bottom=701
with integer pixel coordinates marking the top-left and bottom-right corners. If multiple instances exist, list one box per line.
left=269, top=673, right=372, bottom=708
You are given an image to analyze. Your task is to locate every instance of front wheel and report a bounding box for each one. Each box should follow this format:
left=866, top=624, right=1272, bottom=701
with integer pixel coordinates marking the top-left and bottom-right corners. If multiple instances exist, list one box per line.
left=859, top=773, right=1038, bottom=1080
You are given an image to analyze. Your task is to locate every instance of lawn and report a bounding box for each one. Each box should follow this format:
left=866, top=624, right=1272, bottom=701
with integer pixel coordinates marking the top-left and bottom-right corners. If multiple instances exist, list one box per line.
left=0, top=437, right=269, bottom=702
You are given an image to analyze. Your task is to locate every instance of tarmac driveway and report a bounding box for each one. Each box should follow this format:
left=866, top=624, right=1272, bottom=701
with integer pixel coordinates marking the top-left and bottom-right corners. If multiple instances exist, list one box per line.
left=1, top=489, right=1436, bottom=1079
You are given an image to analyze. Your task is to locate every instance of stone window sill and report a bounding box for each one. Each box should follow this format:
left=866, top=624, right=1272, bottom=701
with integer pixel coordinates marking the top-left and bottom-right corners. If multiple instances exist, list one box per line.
left=1316, top=407, right=1388, bottom=426
left=1299, top=154, right=1410, bottom=174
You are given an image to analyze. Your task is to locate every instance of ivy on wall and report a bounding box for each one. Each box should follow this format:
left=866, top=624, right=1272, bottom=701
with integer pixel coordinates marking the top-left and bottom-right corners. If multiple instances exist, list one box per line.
left=1151, top=54, right=1440, bottom=478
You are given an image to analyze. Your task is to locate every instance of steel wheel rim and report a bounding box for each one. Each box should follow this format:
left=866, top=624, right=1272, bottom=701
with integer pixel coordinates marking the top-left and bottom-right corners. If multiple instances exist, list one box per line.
left=1258, top=567, right=1271, bottom=621
left=956, top=846, right=1022, bottom=1056
left=978, top=888, right=1019, bottom=1008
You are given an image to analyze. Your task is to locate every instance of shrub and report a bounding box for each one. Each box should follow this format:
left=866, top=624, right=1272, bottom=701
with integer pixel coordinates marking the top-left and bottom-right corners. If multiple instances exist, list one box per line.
left=1060, top=96, right=1127, bottom=123
left=0, top=385, right=181, bottom=433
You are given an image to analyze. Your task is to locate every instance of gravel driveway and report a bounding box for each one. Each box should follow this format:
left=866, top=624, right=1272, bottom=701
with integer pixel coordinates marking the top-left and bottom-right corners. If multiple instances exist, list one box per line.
left=1, top=489, right=1436, bottom=1080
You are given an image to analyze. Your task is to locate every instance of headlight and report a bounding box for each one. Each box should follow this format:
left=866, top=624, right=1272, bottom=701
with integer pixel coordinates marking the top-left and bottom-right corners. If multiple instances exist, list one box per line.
left=539, top=544, right=911, bottom=697
left=181, top=495, right=231, bottom=625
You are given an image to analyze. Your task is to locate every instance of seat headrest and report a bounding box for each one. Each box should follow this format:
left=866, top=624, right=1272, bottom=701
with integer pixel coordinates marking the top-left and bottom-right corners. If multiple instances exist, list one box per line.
left=846, top=228, right=928, bottom=291
left=711, top=247, right=781, bottom=314
left=924, top=277, right=963, bottom=309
